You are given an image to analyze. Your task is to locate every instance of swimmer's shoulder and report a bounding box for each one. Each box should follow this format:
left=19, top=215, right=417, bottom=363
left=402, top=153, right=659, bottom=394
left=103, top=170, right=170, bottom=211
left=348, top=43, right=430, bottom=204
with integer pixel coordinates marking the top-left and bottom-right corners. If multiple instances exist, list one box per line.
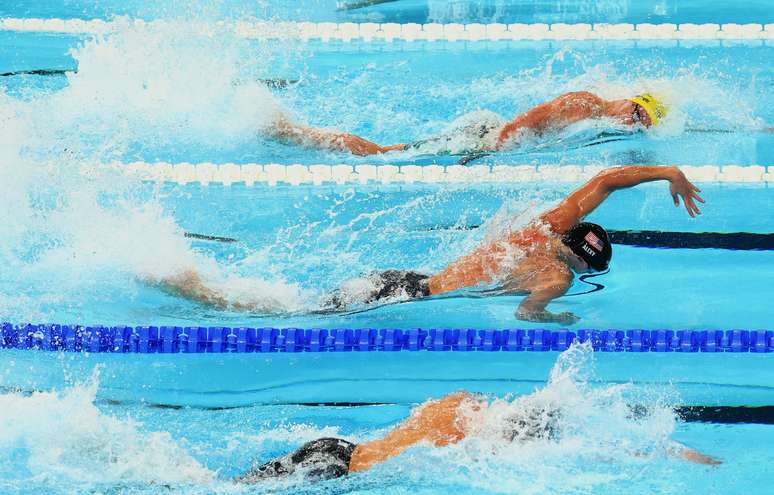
left=505, top=221, right=561, bottom=247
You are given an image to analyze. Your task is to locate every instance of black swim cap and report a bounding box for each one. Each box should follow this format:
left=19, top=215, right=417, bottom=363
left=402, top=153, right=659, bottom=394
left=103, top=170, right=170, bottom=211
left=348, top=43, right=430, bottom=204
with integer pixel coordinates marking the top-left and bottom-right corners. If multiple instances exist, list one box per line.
left=561, top=222, right=612, bottom=272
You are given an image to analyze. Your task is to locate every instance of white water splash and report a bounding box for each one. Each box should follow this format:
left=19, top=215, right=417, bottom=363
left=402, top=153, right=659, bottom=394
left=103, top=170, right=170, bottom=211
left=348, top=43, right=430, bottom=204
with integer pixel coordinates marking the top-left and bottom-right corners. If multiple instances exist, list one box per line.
left=396, top=342, right=682, bottom=494
left=0, top=370, right=215, bottom=486
left=0, top=20, right=309, bottom=320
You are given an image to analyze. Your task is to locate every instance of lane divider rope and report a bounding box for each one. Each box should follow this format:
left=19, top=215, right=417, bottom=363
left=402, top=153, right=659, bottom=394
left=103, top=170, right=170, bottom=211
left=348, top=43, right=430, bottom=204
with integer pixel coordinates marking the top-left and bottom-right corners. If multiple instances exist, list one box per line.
left=98, top=162, right=774, bottom=186
left=2, top=323, right=772, bottom=353
left=0, top=18, right=773, bottom=42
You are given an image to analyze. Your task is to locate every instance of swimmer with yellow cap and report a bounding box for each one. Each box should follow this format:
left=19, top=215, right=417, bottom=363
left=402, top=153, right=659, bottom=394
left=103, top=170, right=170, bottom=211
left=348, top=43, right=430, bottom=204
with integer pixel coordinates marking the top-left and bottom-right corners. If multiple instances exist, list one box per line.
left=266, top=91, right=670, bottom=156
left=628, top=93, right=669, bottom=127
left=493, top=91, right=670, bottom=149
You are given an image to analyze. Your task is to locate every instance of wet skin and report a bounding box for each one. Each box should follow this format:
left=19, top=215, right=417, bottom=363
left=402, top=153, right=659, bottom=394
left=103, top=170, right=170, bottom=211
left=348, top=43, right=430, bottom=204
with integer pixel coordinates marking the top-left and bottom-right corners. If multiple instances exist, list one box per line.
left=270, top=91, right=653, bottom=156
left=425, top=165, right=703, bottom=324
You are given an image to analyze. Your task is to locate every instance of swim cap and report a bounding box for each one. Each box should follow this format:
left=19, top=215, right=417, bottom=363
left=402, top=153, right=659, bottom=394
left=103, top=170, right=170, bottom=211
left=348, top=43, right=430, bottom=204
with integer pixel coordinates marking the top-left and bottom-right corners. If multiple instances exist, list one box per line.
left=628, top=93, right=668, bottom=126
left=561, top=222, right=612, bottom=272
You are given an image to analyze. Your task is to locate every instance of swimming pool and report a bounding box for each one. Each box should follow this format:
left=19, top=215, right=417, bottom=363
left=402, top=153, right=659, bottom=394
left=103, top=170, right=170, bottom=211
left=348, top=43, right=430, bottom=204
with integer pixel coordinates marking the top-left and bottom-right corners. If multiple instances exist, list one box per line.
left=1, top=1, right=772, bottom=493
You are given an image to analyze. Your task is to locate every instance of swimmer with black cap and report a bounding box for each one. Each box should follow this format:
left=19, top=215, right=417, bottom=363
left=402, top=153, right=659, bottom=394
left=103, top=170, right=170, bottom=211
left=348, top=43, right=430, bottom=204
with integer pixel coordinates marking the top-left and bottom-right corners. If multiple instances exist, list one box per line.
left=236, top=390, right=720, bottom=485
left=267, top=91, right=669, bottom=156
left=561, top=222, right=613, bottom=273
left=159, top=166, right=703, bottom=323
left=321, top=164, right=702, bottom=324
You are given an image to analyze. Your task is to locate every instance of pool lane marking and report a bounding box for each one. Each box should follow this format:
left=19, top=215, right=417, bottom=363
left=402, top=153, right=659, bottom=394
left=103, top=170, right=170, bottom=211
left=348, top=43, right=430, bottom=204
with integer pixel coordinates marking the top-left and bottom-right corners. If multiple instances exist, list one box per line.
left=105, top=163, right=773, bottom=185
left=0, top=18, right=772, bottom=42
left=183, top=229, right=774, bottom=250
left=0, top=68, right=300, bottom=89
left=3, top=325, right=771, bottom=353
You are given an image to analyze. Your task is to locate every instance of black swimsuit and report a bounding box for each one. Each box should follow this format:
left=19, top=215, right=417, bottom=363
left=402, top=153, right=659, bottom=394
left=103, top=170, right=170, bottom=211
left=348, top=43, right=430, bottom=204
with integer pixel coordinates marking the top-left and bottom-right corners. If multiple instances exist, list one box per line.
left=239, top=438, right=357, bottom=483
left=324, top=270, right=431, bottom=310
left=240, top=407, right=561, bottom=484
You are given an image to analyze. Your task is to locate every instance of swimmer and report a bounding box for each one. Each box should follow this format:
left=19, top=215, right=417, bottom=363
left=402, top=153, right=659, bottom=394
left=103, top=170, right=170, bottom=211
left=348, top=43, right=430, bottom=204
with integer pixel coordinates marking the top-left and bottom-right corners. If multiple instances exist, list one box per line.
left=322, top=164, right=703, bottom=324
left=235, top=391, right=720, bottom=484
left=268, top=92, right=668, bottom=156
left=156, top=164, right=703, bottom=324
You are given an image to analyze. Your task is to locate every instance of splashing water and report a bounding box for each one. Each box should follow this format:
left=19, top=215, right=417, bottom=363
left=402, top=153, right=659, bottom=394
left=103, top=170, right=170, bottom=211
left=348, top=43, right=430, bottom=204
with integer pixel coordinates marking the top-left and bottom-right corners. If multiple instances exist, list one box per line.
left=0, top=369, right=215, bottom=491
left=0, top=342, right=701, bottom=494
left=1, top=15, right=766, bottom=323
left=0, top=21, right=310, bottom=321
left=396, top=342, right=681, bottom=494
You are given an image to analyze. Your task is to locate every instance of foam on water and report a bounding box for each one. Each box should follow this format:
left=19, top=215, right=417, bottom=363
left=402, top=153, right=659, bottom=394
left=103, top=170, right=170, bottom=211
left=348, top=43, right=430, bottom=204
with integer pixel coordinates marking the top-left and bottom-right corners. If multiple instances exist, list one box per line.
left=0, top=14, right=766, bottom=322
left=0, top=370, right=215, bottom=491
left=0, top=21, right=310, bottom=321
left=380, top=342, right=682, bottom=494
left=213, top=342, right=685, bottom=494
left=416, top=45, right=763, bottom=140
left=0, top=342, right=709, bottom=494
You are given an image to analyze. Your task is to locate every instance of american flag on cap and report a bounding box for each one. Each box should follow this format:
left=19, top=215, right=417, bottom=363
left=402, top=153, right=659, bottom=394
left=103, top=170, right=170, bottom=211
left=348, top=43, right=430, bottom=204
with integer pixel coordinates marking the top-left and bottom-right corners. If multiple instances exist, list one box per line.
left=584, top=231, right=604, bottom=251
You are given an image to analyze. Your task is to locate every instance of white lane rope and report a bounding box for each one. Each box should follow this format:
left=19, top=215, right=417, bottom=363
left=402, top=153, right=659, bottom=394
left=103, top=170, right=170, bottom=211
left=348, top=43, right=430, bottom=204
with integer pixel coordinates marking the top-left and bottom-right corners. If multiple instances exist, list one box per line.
left=95, top=162, right=773, bottom=186
left=0, top=18, right=772, bottom=42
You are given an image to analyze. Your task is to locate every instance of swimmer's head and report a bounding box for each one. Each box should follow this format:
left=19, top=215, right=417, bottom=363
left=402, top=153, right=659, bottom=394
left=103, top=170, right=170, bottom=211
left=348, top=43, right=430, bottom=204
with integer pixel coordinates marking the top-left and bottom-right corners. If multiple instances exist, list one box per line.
left=561, top=222, right=612, bottom=273
left=627, top=93, right=668, bottom=127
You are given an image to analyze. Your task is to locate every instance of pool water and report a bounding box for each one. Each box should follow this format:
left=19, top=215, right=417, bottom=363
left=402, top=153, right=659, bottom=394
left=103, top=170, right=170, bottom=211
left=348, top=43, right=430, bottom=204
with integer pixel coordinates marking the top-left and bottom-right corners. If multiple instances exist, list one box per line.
left=3, top=0, right=774, bottom=25
left=0, top=1, right=772, bottom=494
left=2, top=344, right=773, bottom=495
left=3, top=181, right=771, bottom=329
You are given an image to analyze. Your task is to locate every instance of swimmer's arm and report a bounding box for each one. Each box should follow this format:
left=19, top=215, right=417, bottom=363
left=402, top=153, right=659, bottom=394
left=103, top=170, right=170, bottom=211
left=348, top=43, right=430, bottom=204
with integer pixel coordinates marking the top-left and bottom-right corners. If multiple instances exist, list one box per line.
left=269, top=114, right=402, bottom=156
left=496, top=91, right=605, bottom=149
left=668, top=443, right=722, bottom=465
left=148, top=270, right=230, bottom=310
left=516, top=277, right=576, bottom=325
left=349, top=392, right=473, bottom=472
left=541, top=165, right=705, bottom=233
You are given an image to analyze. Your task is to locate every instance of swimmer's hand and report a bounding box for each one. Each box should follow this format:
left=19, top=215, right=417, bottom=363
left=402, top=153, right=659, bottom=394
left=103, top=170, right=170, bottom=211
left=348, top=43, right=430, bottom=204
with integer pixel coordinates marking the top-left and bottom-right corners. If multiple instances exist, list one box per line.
left=516, top=309, right=580, bottom=325
left=668, top=444, right=723, bottom=466
left=680, top=448, right=722, bottom=466
left=668, top=167, right=705, bottom=217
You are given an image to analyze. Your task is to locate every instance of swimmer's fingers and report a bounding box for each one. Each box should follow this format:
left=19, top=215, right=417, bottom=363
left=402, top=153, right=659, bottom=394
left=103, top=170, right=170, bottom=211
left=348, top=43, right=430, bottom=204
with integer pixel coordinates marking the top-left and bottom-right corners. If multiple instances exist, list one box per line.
left=671, top=190, right=680, bottom=207
left=685, top=194, right=702, bottom=217
left=670, top=182, right=703, bottom=217
left=688, top=181, right=705, bottom=203
left=689, top=190, right=705, bottom=217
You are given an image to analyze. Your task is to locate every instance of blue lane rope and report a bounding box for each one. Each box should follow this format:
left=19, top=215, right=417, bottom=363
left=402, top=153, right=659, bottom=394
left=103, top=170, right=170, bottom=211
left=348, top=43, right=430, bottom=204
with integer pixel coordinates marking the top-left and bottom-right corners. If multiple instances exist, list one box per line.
left=1, top=323, right=771, bottom=354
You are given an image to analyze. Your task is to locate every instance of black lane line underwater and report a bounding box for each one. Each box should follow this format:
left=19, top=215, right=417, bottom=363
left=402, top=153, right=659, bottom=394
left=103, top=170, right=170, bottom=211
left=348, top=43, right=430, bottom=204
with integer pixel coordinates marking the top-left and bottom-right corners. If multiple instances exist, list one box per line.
left=184, top=232, right=239, bottom=243
left=90, top=395, right=774, bottom=425
left=419, top=227, right=774, bottom=251
left=0, top=68, right=73, bottom=77
left=336, top=0, right=399, bottom=10
left=0, top=68, right=300, bottom=89
left=608, top=230, right=774, bottom=250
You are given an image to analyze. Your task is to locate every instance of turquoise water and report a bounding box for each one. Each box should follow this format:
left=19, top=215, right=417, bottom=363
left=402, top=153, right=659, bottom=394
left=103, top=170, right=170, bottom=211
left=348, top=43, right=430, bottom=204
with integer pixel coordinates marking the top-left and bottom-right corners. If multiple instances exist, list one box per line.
left=0, top=1, right=772, bottom=493
left=2, top=0, right=774, bottom=25
left=3, top=182, right=771, bottom=329
left=2, top=33, right=773, bottom=166
left=2, top=344, right=773, bottom=494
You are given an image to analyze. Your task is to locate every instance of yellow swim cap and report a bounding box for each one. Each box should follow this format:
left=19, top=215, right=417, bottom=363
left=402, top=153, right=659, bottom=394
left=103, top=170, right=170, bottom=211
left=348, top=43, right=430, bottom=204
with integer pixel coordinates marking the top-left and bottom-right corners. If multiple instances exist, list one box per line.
left=628, top=93, right=668, bottom=126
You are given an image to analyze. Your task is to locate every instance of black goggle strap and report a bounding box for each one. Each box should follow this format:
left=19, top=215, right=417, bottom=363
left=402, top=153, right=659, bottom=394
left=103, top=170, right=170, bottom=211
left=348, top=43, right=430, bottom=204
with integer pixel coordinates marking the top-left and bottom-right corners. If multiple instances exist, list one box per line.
left=564, top=268, right=610, bottom=297
left=631, top=103, right=642, bottom=123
